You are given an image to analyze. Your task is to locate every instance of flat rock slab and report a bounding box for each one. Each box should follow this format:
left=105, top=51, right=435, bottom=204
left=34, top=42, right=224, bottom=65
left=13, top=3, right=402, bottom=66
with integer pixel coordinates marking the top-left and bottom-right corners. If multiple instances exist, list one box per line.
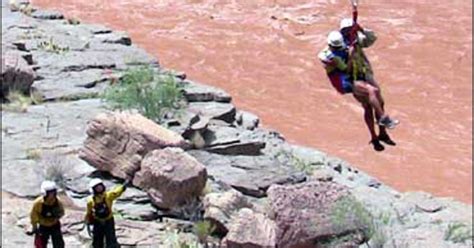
left=401, top=192, right=445, bottom=213
left=187, top=102, right=236, bottom=123
left=203, top=126, right=266, bottom=155
left=188, top=150, right=306, bottom=197
left=31, top=69, right=110, bottom=101
left=2, top=99, right=107, bottom=160
left=2, top=10, right=159, bottom=101
left=94, top=32, right=131, bottom=46
left=114, top=202, right=159, bottom=221
left=182, top=80, right=232, bottom=103
left=30, top=9, right=64, bottom=20
left=2, top=160, right=44, bottom=198
left=2, top=100, right=107, bottom=197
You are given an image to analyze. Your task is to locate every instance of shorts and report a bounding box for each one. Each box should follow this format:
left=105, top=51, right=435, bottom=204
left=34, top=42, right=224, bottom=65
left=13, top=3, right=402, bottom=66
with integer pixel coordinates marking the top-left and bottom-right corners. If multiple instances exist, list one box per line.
left=328, top=72, right=353, bottom=94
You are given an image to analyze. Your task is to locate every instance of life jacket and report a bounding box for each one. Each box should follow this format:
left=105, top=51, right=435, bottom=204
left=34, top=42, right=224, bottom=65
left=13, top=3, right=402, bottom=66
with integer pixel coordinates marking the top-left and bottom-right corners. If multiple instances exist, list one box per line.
left=92, top=198, right=110, bottom=219
left=41, top=200, right=59, bottom=219
left=318, top=47, right=350, bottom=75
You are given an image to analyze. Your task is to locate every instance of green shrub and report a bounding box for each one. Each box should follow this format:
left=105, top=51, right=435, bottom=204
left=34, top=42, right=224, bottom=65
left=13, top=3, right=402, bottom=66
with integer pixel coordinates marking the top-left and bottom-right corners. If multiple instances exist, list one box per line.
left=444, top=222, right=472, bottom=244
left=193, top=220, right=215, bottom=245
left=330, top=196, right=392, bottom=247
left=331, top=196, right=374, bottom=237
left=274, top=149, right=322, bottom=175
left=103, top=67, right=184, bottom=123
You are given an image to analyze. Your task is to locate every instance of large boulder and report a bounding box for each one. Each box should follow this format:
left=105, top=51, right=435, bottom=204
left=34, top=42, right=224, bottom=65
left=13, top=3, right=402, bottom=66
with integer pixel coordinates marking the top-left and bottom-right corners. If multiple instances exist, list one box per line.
left=203, top=190, right=253, bottom=235
left=1, top=51, right=35, bottom=98
left=133, top=148, right=207, bottom=209
left=267, top=181, right=370, bottom=248
left=225, top=208, right=277, bottom=248
left=80, top=112, right=188, bottom=179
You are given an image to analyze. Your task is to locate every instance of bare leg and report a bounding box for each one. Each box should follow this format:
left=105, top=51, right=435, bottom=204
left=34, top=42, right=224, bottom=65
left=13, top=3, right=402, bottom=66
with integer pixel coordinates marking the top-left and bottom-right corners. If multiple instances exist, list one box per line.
left=352, top=81, right=385, bottom=118
left=354, top=94, right=377, bottom=140
left=353, top=94, right=384, bottom=151
left=375, top=95, right=388, bottom=136
left=370, top=86, right=396, bottom=145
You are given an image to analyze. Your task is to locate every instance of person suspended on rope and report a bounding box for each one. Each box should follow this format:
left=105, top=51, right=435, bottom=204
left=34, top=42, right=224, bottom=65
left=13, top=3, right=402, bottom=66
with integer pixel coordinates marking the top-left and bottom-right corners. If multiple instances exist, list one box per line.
left=318, top=30, right=398, bottom=151
left=85, top=178, right=131, bottom=248
left=30, top=180, right=65, bottom=248
left=340, top=16, right=398, bottom=148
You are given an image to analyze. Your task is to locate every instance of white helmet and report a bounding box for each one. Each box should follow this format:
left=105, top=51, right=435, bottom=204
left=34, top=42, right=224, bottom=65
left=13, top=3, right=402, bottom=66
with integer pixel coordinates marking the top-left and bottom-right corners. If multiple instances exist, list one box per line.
left=41, top=180, right=57, bottom=196
left=340, top=18, right=354, bottom=30
left=327, top=31, right=345, bottom=48
left=89, top=178, right=104, bottom=194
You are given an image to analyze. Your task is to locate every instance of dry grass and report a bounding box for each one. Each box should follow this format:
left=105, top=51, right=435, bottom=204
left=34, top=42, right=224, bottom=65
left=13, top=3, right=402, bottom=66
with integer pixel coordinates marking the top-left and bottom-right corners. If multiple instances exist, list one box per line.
left=2, top=91, right=32, bottom=113
left=41, top=153, right=70, bottom=189
left=25, top=148, right=42, bottom=160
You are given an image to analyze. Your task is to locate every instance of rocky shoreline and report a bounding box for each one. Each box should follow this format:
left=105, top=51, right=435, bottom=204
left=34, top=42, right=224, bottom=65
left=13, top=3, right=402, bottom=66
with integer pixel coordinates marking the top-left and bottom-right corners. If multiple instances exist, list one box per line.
left=1, top=1, right=472, bottom=247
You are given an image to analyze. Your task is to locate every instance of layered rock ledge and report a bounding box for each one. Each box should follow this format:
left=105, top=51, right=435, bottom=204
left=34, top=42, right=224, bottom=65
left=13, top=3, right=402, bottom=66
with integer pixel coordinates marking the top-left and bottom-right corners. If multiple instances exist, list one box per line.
left=2, top=1, right=472, bottom=247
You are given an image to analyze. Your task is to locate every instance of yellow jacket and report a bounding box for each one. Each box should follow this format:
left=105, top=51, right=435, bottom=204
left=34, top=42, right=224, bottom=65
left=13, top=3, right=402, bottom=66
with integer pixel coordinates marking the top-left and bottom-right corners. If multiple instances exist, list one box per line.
left=30, top=196, right=65, bottom=227
left=85, top=185, right=125, bottom=223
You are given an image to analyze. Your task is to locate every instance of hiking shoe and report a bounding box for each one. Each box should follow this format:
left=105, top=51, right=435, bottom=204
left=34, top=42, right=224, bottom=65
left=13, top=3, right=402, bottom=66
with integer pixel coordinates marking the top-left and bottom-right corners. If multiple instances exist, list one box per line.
left=378, top=133, right=396, bottom=146
left=369, top=139, right=385, bottom=152
left=378, top=116, right=399, bottom=129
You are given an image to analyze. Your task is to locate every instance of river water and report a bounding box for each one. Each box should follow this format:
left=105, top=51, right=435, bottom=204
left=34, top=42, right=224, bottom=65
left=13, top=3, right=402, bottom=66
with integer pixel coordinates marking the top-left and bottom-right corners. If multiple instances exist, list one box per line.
left=32, top=0, right=472, bottom=203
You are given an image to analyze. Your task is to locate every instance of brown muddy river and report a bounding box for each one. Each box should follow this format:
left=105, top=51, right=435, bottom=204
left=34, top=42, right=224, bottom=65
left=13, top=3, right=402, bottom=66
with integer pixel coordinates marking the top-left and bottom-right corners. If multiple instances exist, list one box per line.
left=32, top=0, right=472, bottom=203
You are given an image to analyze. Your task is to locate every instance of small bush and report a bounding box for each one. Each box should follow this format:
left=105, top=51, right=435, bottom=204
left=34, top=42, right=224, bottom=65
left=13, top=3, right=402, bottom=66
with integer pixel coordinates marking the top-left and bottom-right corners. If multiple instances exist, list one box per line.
left=193, top=220, right=215, bottom=245
left=2, top=91, right=32, bottom=112
left=42, top=153, right=69, bottom=189
left=331, top=196, right=374, bottom=237
left=18, top=30, right=45, bottom=40
left=103, top=67, right=184, bottom=123
left=163, top=229, right=202, bottom=248
left=274, top=149, right=322, bottom=175
left=330, top=196, right=392, bottom=247
left=38, top=37, right=69, bottom=54
left=26, top=148, right=42, bottom=160
left=444, top=222, right=472, bottom=244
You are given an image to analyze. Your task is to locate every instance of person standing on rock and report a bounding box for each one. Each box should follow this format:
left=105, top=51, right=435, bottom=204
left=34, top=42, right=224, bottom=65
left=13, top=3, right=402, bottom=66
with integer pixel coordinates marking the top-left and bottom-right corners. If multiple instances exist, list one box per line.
left=318, top=30, right=398, bottom=151
left=30, top=180, right=65, bottom=248
left=85, top=178, right=130, bottom=248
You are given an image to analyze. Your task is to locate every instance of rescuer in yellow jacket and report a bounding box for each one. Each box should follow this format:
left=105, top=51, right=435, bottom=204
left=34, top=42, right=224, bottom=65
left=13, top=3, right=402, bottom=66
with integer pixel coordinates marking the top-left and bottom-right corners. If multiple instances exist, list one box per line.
left=30, top=180, right=65, bottom=248
left=85, top=178, right=130, bottom=248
